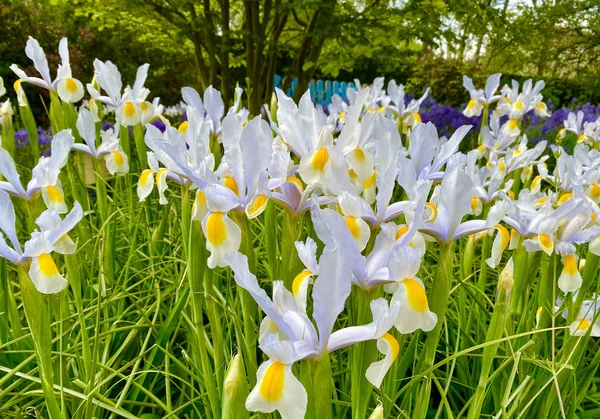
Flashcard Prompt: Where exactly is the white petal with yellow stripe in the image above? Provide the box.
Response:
[192,190,209,221]
[298,147,329,186]
[201,211,241,269]
[558,253,582,293]
[29,253,68,294]
[105,149,129,176]
[57,77,84,103]
[291,269,314,312]
[41,183,67,214]
[344,215,371,251]
[391,277,437,334]
[245,194,269,219]
[569,318,600,337]
[486,224,510,269]
[137,169,155,201]
[23,232,68,294]
[53,234,76,255]
[155,168,169,205]
[116,100,142,126]
[365,332,399,388]
[346,147,375,182]
[246,359,307,419]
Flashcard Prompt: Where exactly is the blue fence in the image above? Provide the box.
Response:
[274,75,357,106]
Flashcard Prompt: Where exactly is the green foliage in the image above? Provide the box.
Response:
[4,0,600,113]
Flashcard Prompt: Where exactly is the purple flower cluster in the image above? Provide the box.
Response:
[419,98,481,138]
[14,127,53,149]
[417,96,600,144]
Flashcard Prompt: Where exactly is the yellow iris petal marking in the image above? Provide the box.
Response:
[351,148,365,163]
[413,112,421,123]
[425,202,438,223]
[508,119,518,129]
[510,228,519,241]
[467,99,476,110]
[348,169,358,180]
[345,216,361,239]
[508,190,515,200]
[558,192,573,205]
[364,171,376,189]
[140,169,153,185]
[577,319,591,331]
[477,144,485,153]
[223,176,239,196]
[381,333,400,360]
[14,79,22,92]
[206,212,227,246]
[470,197,480,211]
[338,111,345,120]
[113,151,125,166]
[156,168,168,181]
[563,254,578,275]
[123,101,136,118]
[538,233,552,250]
[514,101,523,110]
[196,191,206,207]
[292,270,312,296]
[591,184,600,199]
[403,278,428,313]
[536,306,543,317]
[285,176,304,191]
[139,101,149,111]
[494,224,510,248]
[38,254,59,276]
[259,361,286,402]
[311,148,329,172]
[65,78,78,93]
[251,195,268,213]
[178,121,189,134]
[396,225,409,240]
[46,185,63,202]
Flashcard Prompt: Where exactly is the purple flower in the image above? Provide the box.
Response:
[38,131,52,147]
[151,118,167,133]
[102,122,114,131]
[15,129,29,148]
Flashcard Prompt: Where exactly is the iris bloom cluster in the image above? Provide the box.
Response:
[1,36,600,419]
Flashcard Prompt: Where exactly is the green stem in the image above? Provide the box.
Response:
[133,124,147,170]
[415,241,455,418]
[18,265,64,419]
[509,244,529,316]
[311,353,333,418]
[264,202,278,282]
[467,271,511,418]
[183,187,220,417]
[351,288,377,419]
[65,254,92,381]
[281,211,305,289]
[235,214,258,382]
